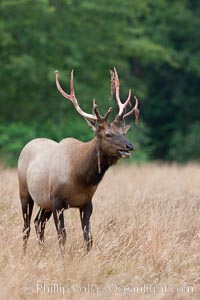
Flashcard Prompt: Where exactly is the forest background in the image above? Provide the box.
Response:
[0,0,199,166]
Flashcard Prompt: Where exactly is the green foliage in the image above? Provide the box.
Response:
[168,123,200,162]
[0,122,36,166]
[127,121,153,162]
[0,0,199,165]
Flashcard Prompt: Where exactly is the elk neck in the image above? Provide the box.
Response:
[77,136,118,186]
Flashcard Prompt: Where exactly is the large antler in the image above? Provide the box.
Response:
[55,70,96,122]
[110,67,139,125]
[55,70,112,123]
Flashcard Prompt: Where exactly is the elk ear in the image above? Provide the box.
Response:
[123,125,131,134]
[85,118,97,132]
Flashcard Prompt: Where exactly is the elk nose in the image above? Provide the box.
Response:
[126,142,134,151]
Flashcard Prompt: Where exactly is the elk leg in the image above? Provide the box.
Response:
[21,194,34,254]
[52,201,66,255]
[34,208,52,245]
[79,201,93,251]
[34,208,43,237]
[38,211,52,244]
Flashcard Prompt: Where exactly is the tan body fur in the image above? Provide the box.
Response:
[18,138,99,211]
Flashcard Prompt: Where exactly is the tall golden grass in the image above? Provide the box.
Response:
[0,164,199,300]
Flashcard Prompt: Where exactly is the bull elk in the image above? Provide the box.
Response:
[18,68,139,254]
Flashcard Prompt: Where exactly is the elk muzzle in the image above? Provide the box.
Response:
[118,140,134,158]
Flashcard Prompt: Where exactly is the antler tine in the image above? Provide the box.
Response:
[111,67,132,119]
[123,95,140,125]
[93,99,102,119]
[93,99,113,122]
[103,106,112,121]
[55,70,71,99]
[70,69,75,98]
[55,70,97,121]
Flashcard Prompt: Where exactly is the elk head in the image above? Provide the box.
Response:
[55,68,139,162]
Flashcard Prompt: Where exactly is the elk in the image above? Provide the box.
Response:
[18,68,139,254]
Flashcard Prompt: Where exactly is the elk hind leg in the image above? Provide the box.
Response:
[52,200,66,255]
[34,208,52,245]
[21,194,34,254]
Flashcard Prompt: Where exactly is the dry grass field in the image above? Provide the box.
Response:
[0,163,200,300]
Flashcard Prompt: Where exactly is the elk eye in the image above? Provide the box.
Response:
[106,132,112,138]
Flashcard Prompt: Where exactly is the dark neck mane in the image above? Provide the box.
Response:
[78,137,118,186]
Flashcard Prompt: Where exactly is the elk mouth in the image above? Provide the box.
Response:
[118,149,132,158]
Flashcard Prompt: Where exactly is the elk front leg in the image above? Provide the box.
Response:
[79,201,93,251]
[52,200,66,255]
